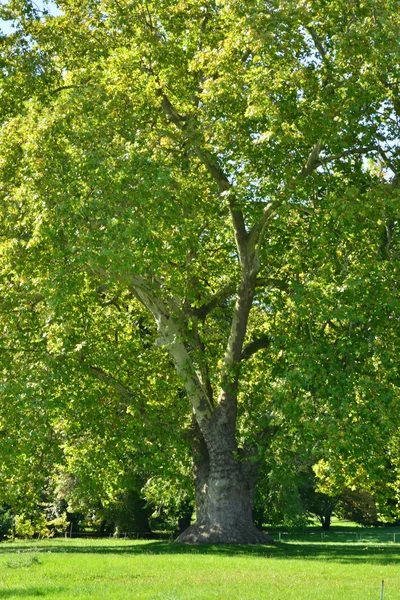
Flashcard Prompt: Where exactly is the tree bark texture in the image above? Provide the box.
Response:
[176,412,274,545]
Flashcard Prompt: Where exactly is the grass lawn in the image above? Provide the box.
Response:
[268,520,400,544]
[0,536,399,599]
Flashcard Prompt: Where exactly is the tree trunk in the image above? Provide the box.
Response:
[321,514,331,531]
[125,268,273,544]
[177,412,274,545]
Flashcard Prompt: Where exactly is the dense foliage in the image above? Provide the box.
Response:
[1,0,400,541]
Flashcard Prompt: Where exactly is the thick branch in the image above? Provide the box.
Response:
[307,26,328,61]
[89,266,214,424]
[159,92,249,266]
[255,277,290,293]
[298,140,323,177]
[241,336,271,360]
[219,270,257,398]
[377,146,397,174]
[191,276,288,319]
[85,364,135,401]
[317,145,379,167]
[191,282,237,319]
[247,201,277,267]
[50,85,83,96]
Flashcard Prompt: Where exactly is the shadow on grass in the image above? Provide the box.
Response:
[1,540,400,565]
[0,587,65,598]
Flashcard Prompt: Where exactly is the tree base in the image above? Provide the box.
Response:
[175,522,275,545]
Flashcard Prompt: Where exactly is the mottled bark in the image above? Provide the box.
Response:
[177,410,274,545]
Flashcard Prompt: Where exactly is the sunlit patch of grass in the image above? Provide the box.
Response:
[0,537,399,599]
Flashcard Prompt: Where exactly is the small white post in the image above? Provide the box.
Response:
[380,580,384,600]
[279,532,281,542]
[393,533,396,544]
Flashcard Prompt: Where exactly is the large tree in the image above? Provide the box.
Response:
[1,0,400,543]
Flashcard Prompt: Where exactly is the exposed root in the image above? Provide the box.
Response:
[176,522,275,545]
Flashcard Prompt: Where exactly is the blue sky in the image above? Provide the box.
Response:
[0,0,61,35]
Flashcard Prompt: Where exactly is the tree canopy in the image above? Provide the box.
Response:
[1,0,400,543]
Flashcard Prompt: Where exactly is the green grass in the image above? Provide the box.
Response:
[267,521,400,544]
[0,536,399,599]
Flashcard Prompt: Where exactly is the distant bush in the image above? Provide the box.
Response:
[0,506,13,540]
[337,489,380,526]
[10,512,70,540]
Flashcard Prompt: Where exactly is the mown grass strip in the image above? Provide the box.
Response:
[0,538,399,599]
